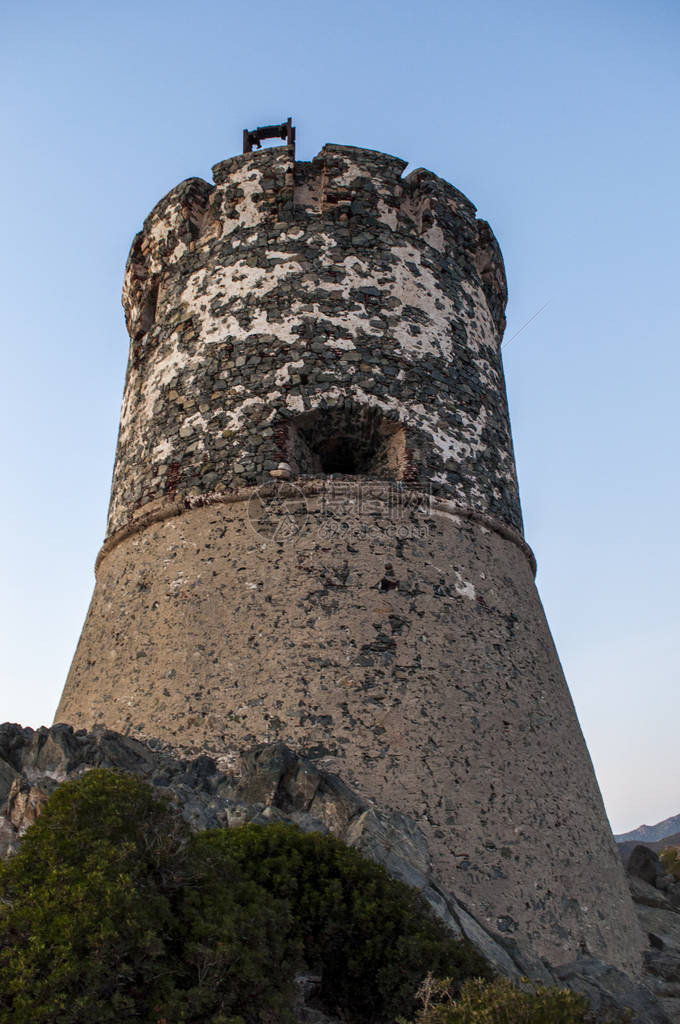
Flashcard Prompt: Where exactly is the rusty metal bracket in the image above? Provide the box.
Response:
[243,117,295,154]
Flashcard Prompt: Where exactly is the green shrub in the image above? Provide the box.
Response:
[198,824,491,1022]
[174,830,299,1024]
[401,975,630,1024]
[0,769,489,1024]
[0,769,183,1023]
[659,846,680,881]
[0,770,297,1024]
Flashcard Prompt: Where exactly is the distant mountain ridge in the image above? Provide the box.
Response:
[615,813,680,845]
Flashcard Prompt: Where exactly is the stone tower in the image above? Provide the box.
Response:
[57,125,643,973]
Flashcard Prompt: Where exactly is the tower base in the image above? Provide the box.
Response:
[57,480,643,973]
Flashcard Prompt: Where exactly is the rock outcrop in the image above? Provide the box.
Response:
[0,722,671,1023]
[624,843,680,1021]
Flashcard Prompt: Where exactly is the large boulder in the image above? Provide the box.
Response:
[628,843,666,886]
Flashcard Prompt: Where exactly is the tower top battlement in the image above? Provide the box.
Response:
[115,142,516,542]
[125,143,506,338]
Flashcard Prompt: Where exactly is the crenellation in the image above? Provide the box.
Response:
[112,142,517,541]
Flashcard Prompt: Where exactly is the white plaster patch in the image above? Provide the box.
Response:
[422,222,445,253]
[317,231,338,251]
[386,244,453,360]
[183,258,302,313]
[376,197,398,231]
[173,239,497,370]
[232,167,266,229]
[279,227,305,241]
[454,571,476,601]
[275,360,304,386]
[408,401,488,463]
[461,279,501,385]
[144,203,190,273]
[265,250,299,262]
[285,394,306,413]
[326,336,356,351]
[153,438,175,461]
[183,410,209,435]
[179,259,304,343]
[224,397,266,432]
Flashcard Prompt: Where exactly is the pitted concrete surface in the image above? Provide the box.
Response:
[59,490,643,972]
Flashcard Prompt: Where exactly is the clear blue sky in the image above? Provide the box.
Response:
[1,0,678,834]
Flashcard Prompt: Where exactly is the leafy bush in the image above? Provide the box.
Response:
[0,770,297,1024]
[659,846,680,881]
[199,823,491,1022]
[0,769,182,1023]
[0,770,489,1024]
[400,975,631,1024]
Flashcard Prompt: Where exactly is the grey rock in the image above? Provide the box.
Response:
[418,884,465,941]
[306,772,366,834]
[630,874,675,910]
[626,845,680,1021]
[0,723,32,773]
[7,778,52,833]
[249,804,289,826]
[644,950,680,984]
[294,974,342,1024]
[344,807,431,890]
[90,727,165,774]
[288,810,329,834]
[452,899,524,979]
[0,758,19,810]
[234,739,297,804]
[23,722,84,779]
[282,760,322,811]
[628,843,663,886]
[637,905,680,951]
[0,816,18,859]
[554,958,672,1024]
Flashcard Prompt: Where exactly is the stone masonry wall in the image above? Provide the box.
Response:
[110,143,519,538]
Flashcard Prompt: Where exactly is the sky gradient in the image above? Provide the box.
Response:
[1,0,678,834]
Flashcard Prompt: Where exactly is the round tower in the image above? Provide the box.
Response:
[57,132,643,972]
